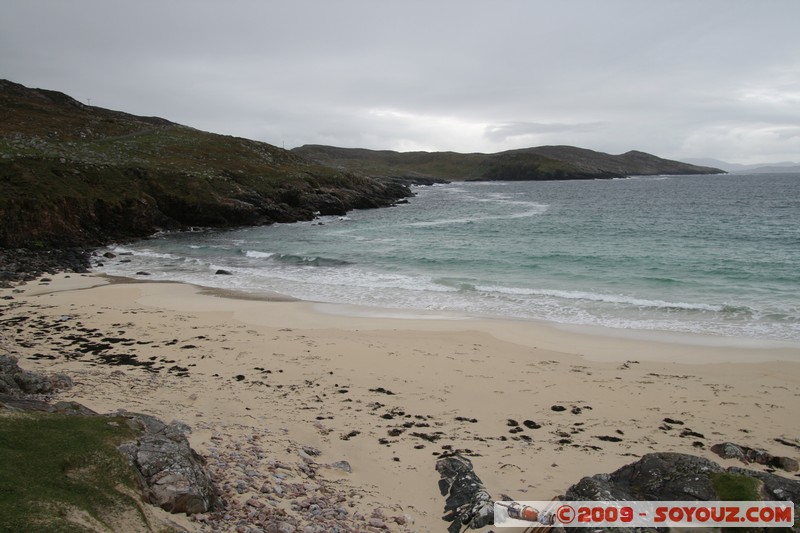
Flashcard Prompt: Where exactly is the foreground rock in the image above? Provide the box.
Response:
[0,356,219,517]
[565,453,724,501]
[559,452,800,533]
[0,353,73,395]
[118,413,222,515]
[565,452,800,504]
[436,455,495,533]
[437,452,800,532]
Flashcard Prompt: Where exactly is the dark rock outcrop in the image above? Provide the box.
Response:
[435,454,494,533]
[0,247,90,285]
[566,452,724,501]
[565,452,800,504]
[436,452,800,532]
[560,453,800,532]
[727,466,800,503]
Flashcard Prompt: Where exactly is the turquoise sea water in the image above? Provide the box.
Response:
[99,173,800,341]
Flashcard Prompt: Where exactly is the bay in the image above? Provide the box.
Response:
[99,173,800,341]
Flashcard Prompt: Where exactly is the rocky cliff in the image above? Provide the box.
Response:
[0,80,411,249]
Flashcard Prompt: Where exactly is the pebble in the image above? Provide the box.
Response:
[330,460,352,473]
[247,497,265,508]
[368,517,387,528]
[302,446,321,456]
[298,449,315,462]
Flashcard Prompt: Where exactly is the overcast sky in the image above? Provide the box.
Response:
[3,1,799,164]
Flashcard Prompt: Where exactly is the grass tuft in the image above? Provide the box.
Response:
[0,411,147,532]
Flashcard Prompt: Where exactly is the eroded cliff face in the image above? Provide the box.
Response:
[0,164,410,247]
[0,79,411,249]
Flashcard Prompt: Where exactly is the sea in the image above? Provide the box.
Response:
[98,173,800,342]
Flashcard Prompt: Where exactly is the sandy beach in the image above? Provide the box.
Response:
[2,273,799,532]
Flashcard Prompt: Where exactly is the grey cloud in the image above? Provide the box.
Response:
[2,0,800,163]
[485,122,606,143]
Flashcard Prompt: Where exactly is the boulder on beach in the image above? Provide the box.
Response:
[0,353,73,396]
[118,413,221,515]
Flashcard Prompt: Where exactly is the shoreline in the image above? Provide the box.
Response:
[99,269,800,363]
[3,273,799,531]
[94,239,800,351]
[308,299,800,364]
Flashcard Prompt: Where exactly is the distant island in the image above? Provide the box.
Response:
[292,144,724,182]
[685,157,800,174]
[0,79,722,253]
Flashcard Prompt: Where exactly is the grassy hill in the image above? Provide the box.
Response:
[292,144,724,181]
[0,409,155,532]
[0,80,410,248]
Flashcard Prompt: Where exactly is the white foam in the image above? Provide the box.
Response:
[403,203,548,227]
[475,285,723,312]
[244,250,274,259]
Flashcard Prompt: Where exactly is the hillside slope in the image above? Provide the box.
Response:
[0,80,410,248]
[521,145,724,176]
[292,144,723,181]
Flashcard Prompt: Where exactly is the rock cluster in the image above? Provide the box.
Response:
[0,353,73,395]
[0,247,90,286]
[193,429,415,532]
[711,442,800,472]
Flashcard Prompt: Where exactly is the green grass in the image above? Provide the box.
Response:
[709,473,790,533]
[711,472,762,501]
[0,411,147,533]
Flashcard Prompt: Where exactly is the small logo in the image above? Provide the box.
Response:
[495,501,794,528]
[557,504,576,524]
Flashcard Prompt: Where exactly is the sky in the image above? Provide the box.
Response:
[2,1,799,165]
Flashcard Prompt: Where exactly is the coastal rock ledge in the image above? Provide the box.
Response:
[559,452,800,533]
[564,452,800,502]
